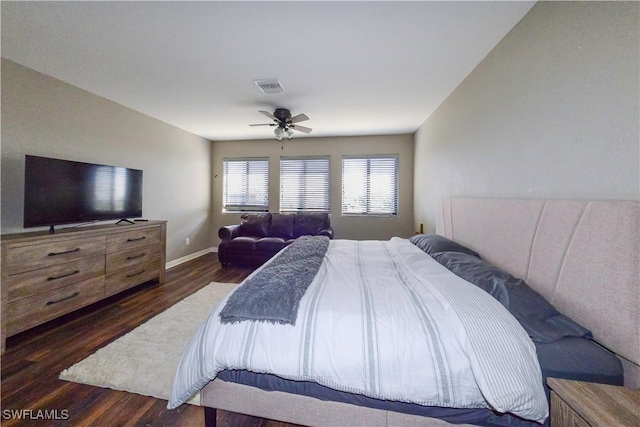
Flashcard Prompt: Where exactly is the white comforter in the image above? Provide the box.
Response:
[168,238,548,423]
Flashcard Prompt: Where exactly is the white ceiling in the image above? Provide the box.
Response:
[1,1,535,141]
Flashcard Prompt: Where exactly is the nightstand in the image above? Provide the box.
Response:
[547,378,640,426]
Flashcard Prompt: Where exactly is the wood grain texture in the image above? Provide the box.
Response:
[1,253,302,426]
[547,378,640,427]
[5,276,105,336]
[6,255,105,302]
[106,245,160,273]
[105,260,161,297]
[550,392,590,427]
[106,227,162,253]
[3,236,106,274]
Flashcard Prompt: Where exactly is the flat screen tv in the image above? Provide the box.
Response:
[24,155,143,232]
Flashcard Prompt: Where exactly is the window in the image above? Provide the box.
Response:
[342,155,398,216]
[280,157,330,212]
[222,158,269,212]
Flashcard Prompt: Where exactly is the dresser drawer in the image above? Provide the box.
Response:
[5,275,105,336]
[4,236,106,274]
[107,227,161,253]
[5,255,105,302]
[105,245,160,274]
[105,260,160,296]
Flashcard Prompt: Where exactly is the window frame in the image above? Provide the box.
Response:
[279,156,331,213]
[222,157,269,213]
[341,154,399,217]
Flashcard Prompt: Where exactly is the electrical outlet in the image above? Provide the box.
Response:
[185,237,190,246]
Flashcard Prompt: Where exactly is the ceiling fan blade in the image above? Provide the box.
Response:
[291,124,312,134]
[259,110,277,121]
[249,123,275,127]
[289,113,309,124]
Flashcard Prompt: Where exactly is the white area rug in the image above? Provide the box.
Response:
[59,281,238,405]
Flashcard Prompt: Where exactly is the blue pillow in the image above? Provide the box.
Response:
[432,251,510,306]
[409,234,480,258]
[535,337,623,386]
[434,251,592,343]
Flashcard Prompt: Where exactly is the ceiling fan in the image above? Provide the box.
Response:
[249,108,312,140]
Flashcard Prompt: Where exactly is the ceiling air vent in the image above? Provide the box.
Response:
[254,79,285,94]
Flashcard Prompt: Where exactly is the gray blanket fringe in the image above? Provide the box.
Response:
[219,235,330,325]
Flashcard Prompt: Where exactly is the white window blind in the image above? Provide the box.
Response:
[280,157,330,212]
[223,158,269,212]
[342,156,398,216]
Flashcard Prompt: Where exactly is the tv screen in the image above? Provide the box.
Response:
[24,155,143,229]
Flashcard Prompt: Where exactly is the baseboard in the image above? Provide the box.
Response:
[166,247,218,270]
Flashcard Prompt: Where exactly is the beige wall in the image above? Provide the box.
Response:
[1,59,212,263]
[211,135,414,243]
[414,1,640,232]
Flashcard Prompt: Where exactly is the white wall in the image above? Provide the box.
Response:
[414,1,640,232]
[211,134,414,243]
[1,59,212,263]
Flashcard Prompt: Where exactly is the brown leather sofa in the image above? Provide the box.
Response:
[218,212,333,267]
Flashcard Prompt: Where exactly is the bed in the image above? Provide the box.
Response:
[169,197,639,426]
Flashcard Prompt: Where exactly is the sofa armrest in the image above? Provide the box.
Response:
[317,227,334,239]
[219,224,242,241]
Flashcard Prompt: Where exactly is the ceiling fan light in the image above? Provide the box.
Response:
[274,127,284,140]
[286,128,294,139]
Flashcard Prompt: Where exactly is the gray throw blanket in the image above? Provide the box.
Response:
[219,235,330,325]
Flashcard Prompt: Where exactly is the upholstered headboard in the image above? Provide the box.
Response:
[436,197,640,388]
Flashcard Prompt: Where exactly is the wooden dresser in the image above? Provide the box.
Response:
[1,220,166,351]
[547,377,640,427]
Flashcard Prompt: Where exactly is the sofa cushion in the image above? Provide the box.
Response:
[227,236,257,251]
[270,213,296,239]
[255,237,287,252]
[294,213,329,238]
[240,213,271,237]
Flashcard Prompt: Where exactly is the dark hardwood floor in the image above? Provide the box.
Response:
[1,253,299,427]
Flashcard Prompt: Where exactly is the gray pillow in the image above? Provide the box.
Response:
[434,251,592,343]
[409,234,480,258]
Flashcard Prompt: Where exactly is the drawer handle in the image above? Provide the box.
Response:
[127,236,146,242]
[48,248,81,256]
[47,270,80,281]
[46,292,80,306]
[126,269,146,278]
[126,253,146,260]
